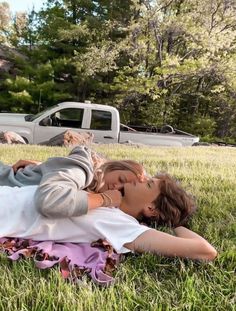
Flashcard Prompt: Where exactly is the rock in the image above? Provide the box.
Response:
[0,131,26,144]
[41,130,94,147]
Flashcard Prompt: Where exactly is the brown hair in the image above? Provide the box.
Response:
[145,173,197,228]
[87,160,146,192]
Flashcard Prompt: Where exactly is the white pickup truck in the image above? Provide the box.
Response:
[0,101,199,146]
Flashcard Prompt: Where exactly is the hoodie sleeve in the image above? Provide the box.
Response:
[35,146,94,218]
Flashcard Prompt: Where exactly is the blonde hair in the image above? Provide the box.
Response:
[87,160,145,192]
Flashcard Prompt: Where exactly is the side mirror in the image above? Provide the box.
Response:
[39,116,52,126]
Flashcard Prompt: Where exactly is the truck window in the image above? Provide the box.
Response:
[48,108,84,128]
[90,110,112,130]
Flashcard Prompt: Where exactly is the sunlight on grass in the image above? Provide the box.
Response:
[0,144,235,310]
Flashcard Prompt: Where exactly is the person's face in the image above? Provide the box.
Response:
[122,178,160,216]
[99,170,145,192]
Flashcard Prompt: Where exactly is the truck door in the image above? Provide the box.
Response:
[33,107,87,144]
[85,109,117,143]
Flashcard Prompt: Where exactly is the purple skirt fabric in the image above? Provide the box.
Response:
[0,237,121,286]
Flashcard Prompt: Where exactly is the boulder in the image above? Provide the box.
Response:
[41,130,94,147]
[0,131,26,144]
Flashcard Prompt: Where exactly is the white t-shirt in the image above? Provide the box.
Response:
[0,185,150,253]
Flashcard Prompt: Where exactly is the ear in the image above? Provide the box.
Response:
[143,203,158,218]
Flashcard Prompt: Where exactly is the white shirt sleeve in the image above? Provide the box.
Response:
[92,208,151,253]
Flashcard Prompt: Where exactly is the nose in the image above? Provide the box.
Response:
[141,175,148,182]
[136,178,146,185]
[137,174,148,183]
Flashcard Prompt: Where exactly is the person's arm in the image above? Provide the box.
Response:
[34,146,94,218]
[69,146,107,169]
[35,171,122,218]
[124,226,217,261]
[34,145,122,218]
[11,145,98,173]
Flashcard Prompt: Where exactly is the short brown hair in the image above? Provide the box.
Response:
[146,173,196,228]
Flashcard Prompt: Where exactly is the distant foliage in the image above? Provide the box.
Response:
[0,0,236,140]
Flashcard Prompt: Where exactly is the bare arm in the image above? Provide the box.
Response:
[124,226,217,261]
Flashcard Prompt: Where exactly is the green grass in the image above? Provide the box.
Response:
[0,144,235,311]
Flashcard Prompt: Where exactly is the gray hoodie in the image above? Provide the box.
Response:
[0,146,94,218]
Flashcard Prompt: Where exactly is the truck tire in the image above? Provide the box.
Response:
[160,125,174,134]
[22,137,29,144]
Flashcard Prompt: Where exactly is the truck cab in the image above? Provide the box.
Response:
[0,102,120,144]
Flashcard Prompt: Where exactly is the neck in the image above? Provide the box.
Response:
[119,201,142,219]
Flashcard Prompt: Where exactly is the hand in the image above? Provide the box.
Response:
[12,159,42,173]
[101,189,123,207]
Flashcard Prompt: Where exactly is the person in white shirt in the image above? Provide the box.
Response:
[0,172,217,261]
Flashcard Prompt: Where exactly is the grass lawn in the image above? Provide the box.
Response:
[0,144,235,311]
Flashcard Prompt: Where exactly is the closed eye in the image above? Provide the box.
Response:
[147,179,154,188]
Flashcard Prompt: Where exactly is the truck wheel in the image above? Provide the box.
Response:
[22,137,29,144]
[160,125,174,134]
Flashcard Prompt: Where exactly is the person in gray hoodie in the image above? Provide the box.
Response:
[0,146,146,219]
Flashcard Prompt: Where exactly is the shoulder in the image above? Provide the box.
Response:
[89,208,146,229]
[86,208,150,254]
[69,146,92,159]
